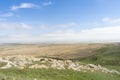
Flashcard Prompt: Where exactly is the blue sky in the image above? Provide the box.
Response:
[0,0,120,43]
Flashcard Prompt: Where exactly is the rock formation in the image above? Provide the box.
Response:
[0,55,119,74]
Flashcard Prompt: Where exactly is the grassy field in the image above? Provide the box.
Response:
[0,43,120,80]
[0,68,120,80]
[79,44,120,71]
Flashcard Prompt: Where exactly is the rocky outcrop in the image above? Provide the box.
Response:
[0,55,119,74]
[29,64,48,69]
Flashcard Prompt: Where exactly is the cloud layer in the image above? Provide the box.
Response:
[43,1,52,6]
[0,12,13,17]
[0,23,32,30]
[1,24,120,43]
[102,17,120,24]
[10,2,52,11]
[11,3,38,10]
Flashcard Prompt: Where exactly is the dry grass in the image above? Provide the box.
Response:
[0,44,104,59]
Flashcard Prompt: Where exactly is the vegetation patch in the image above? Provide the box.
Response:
[80,45,120,65]
[0,62,7,67]
[0,68,119,80]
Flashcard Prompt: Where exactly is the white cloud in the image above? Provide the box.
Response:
[102,17,120,24]
[0,34,31,43]
[1,26,120,43]
[39,24,49,29]
[11,3,39,10]
[56,22,79,28]
[20,23,32,29]
[39,22,79,30]
[0,23,32,30]
[0,12,13,17]
[43,1,52,6]
[10,2,53,11]
[8,34,30,39]
[102,17,110,22]
[39,26,120,42]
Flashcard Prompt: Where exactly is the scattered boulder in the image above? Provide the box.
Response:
[29,64,48,69]
[0,56,119,74]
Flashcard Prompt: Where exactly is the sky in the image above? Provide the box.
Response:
[0,0,120,43]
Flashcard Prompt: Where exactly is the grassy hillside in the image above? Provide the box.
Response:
[0,68,119,80]
[79,44,120,70]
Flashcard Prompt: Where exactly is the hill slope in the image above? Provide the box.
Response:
[80,44,120,70]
